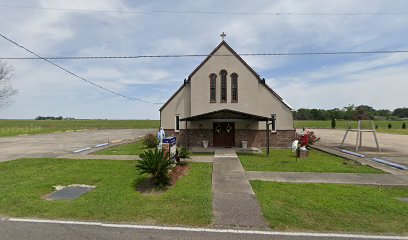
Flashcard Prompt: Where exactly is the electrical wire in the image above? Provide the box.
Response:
[0,4,407,16]
[2,50,408,60]
[0,33,163,104]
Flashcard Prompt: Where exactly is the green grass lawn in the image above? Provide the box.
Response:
[238,149,383,173]
[252,181,408,234]
[0,159,212,226]
[295,120,408,135]
[96,140,152,155]
[0,119,159,137]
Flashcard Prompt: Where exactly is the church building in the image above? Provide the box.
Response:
[159,39,295,148]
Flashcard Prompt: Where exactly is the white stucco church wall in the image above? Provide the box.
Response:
[160,40,295,148]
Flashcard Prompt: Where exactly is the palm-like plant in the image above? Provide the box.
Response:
[137,149,172,186]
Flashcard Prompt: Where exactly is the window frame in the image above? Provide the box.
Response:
[220,70,227,103]
[175,114,180,132]
[231,73,238,103]
[209,73,217,103]
[270,114,277,133]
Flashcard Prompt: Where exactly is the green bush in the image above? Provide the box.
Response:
[143,133,159,148]
[331,118,336,129]
[178,147,191,159]
[402,122,406,129]
[137,149,172,186]
[375,124,378,129]
[388,123,392,129]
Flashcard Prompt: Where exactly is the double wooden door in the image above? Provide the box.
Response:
[213,122,235,147]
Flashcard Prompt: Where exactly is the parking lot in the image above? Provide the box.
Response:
[0,129,153,162]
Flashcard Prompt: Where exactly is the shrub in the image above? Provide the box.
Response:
[137,149,172,186]
[143,133,158,148]
[331,118,336,129]
[388,123,392,129]
[177,147,191,159]
[375,124,378,129]
[402,122,406,129]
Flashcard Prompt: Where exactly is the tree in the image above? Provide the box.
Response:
[393,108,408,118]
[0,61,17,108]
[353,105,376,120]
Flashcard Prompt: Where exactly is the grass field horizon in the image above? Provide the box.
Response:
[0,119,406,137]
[0,119,160,137]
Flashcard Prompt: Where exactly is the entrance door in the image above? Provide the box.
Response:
[213,122,235,147]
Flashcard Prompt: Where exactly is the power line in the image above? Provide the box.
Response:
[0,4,407,16]
[0,33,163,105]
[2,50,408,60]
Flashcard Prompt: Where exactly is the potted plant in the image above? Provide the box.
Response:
[201,131,209,148]
[296,131,320,158]
[242,140,248,149]
[202,140,208,148]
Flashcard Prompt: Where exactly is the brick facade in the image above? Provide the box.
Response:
[165,129,295,148]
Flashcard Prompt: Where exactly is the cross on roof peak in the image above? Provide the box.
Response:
[220,32,226,41]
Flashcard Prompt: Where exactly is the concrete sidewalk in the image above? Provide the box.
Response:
[57,154,214,162]
[247,171,408,186]
[212,149,268,229]
[58,154,141,160]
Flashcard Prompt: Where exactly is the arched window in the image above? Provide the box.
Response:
[231,73,238,102]
[209,73,217,102]
[220,70,227,102]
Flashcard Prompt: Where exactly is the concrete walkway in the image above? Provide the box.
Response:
[212,149,268,229]
[247,171,408,186]
[58,154,141,160]
[57,154,213,162]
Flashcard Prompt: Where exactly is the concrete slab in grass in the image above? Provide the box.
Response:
[45,185,95,200]
[247,172,408,186]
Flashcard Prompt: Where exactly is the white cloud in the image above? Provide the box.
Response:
[1,0,408,119]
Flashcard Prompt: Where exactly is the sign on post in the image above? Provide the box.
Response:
[162,137,177,160]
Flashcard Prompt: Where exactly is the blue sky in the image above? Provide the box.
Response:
[1,0,408,119]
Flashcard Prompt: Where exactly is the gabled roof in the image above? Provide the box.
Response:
[159,79,188,111]
[188,40,261,80]
[180,109,272,121]
[159,40,293,112]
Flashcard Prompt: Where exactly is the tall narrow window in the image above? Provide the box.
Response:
[220,70,227,102]
[175,115,180,132]
[231,73,238,102]
[271,114,276,132]
[209,73,217,102]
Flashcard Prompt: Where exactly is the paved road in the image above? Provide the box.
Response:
[1,219,405,240]
[0,129,153,162]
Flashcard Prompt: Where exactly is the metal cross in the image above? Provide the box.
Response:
[220,32,226,40]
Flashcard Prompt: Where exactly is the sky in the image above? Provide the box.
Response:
[0,0,408,120]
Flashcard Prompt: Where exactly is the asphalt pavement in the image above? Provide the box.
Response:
[0,129,153,162]
[1,219,406,240]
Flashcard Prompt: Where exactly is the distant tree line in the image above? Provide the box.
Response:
[35,116,75,120]
[293,105,408,121]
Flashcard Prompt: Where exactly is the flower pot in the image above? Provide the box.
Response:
[296,148,309,158]
[242,141,248,149]
[202,140,208,148]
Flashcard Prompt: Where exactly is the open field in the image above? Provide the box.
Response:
[0,159,212,226]
[238,149,383,173]
[0,119,160,137]
[295,120,408,135]
[252,181,408,234]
